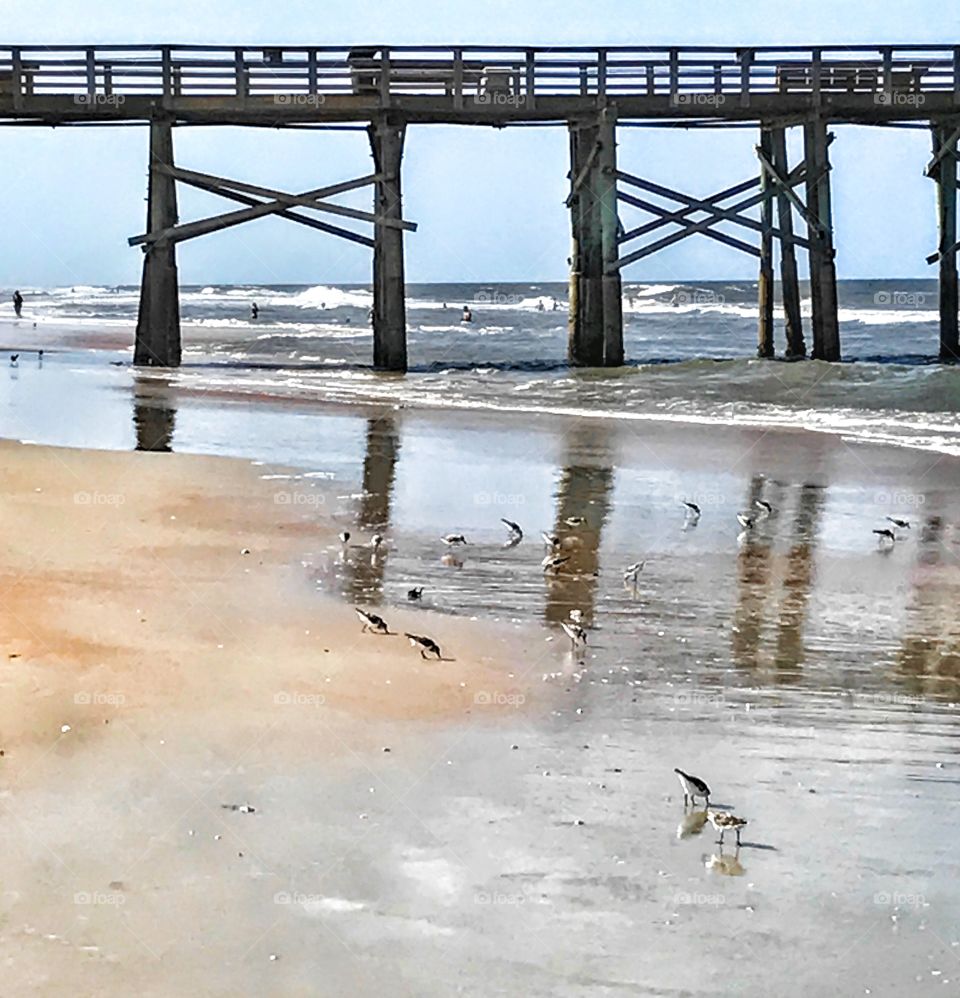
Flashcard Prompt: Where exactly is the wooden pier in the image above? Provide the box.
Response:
[2,43,960,369]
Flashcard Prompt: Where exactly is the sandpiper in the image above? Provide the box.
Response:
[674,768,711,807]
[501,518,523,541]
[560,620,587,651]
[707,809,748,846]
[407,586,424,601]
[338,530,351,545]
[886,516,910,530]
[355,607,389,634]
[441,533,468,546]
[682,501,701,522]
[754,499,774,516]
[9,353,18,366]
[873,527,897,545]
[542,555,570,574]
[736,512,757,530]
[541,531,561,550]
[623,561,644,586]
[370,533,384,551]
[405,632,442,659]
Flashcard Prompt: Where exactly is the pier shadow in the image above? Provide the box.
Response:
[731,475,775,672]
[544,423,615,628]
[894,510,960,697]
[132,375,177,452]
[338,413,401,605]
[773,484,825,675]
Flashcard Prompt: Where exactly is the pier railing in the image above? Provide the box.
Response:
[0,45,959,111]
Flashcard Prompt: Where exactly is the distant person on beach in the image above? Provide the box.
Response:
[461,305,473,323]
[13,290,23,318]
[552,297,559,311]
[537,299,545,312]
[250,302,259,320]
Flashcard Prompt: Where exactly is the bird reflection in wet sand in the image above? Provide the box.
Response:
[676,808,708,840]
[706,847,746,877]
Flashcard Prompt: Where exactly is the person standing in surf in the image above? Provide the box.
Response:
[13,290,23,318]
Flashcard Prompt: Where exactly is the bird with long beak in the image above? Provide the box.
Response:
[405,633,442,659]
[623,561,644,586]
[873,528,897,545]
[682,501,701,522]
[441,533,468,546]
[542,555,570,574]
[754,499,774,516]
[355,608,390,634]
[501,518,523,543]
[886,516,910,530]
[674,767,711,807]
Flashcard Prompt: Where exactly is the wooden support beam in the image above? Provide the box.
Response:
[368,116,408,372]
[804,117,840,361]
[194,182,375,248]
[598,106,623,366]
[567,121,604,366]
[770,126,806,358]
[933,122,959,360]
[130,168,410,247]
[134,116,181,368]
[757,127,775,358]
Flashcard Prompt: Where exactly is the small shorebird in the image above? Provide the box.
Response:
[674,768,711,807]
[9,353,18,366]
[736,512,757,530]
[886,516,910,530]
[623,561,644,586]
[541,531,561,550]
[355,607,389,634]
[441,533,468,546]
[682,501,701,522]
[873,528,897,545]
[407,586,424,602]
[338,530,351,544]
[707,809,748,846]
[754,499,774,516]
[370,533,384,551]
[564,516,587,527]
[542,555,570,574]
[561,620,587,652]
[405,632,442,659]
[501,518,523,541]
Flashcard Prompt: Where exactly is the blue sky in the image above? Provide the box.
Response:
[1,0,958,286]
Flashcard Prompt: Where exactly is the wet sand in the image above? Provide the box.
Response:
[1,357,960,995]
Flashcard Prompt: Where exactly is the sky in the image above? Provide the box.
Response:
[0,0,958,287]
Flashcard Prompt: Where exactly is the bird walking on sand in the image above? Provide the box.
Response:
[355,607,390,634]
[707,809,748,846]
[754,499,774,516]
[873,528,897,545]
[441,533,468,546]
[407,586,424,602]
[674,768,711,807]
[338,530,351,545]
[560,620,587,652]
[370,533,384,551]
[623,562,644,586]
[886,516,910,530]
[9,353,18,366]
[405,632,442,659]
[736,512,757,531]
[682,501,701,523]
[501,518,523,540]
[542,554,570,574]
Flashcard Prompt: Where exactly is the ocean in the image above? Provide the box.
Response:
[4,277,958,456]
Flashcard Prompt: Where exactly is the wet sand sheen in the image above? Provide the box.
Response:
[0,388,959,992]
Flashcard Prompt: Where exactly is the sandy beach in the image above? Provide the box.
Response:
[0,386,959,996]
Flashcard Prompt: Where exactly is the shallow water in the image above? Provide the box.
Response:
[2,315,960,993]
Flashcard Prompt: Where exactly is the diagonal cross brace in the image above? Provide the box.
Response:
[130,167,417,248]
[924,124,960,178]
[755,148,826,237]
[612,166,810,270]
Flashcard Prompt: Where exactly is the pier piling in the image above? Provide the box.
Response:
[803,118,840,361]
[757,127,775,358]
[932,123,959,361]
[568,120,604,366]
[770,126,806,358]
[134,116,181,367]
[368,116,408,372]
